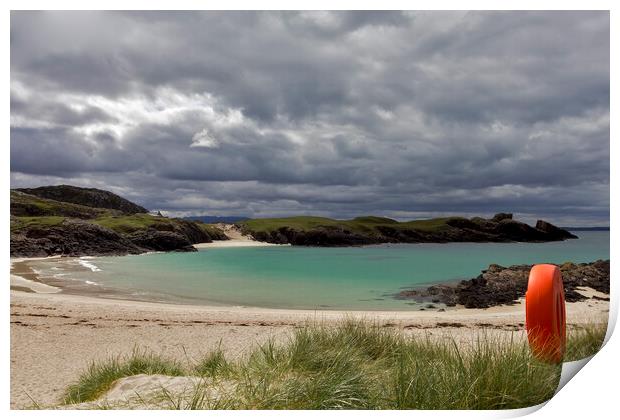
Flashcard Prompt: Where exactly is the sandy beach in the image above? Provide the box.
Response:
[9,250,610,409]
[194,240,289,248]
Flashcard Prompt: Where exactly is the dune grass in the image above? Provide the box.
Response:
[194,347,234,378]
[564,323,608,362]
[183,321,562,409]
[63,349,186,404]
[62,320,608,409]
[65,319,616,409]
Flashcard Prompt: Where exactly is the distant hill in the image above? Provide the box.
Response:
[183,216,250,224]
[562,227,610,231]
[239,213,578,246]
[16,185,148,214]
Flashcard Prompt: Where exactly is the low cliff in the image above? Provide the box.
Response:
[10,187,227,257]
[239,213,577,246]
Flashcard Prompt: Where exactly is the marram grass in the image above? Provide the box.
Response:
[63,320,607,409]
[63,348,185,404]
[564,322,608,362]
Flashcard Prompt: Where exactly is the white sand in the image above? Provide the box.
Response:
[196,224,289,248]
[10,274,60,293]
[195,240,289,248]
[10,287,609,409]
[10,256,62,293]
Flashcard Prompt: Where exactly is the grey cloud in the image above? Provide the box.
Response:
[10,11,610,225]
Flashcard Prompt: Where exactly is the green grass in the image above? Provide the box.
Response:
[194,347,233,378]
[240,215,460,235]
[206,321,562,410]
[62,320,611,409]
[63,349,186,404]
[10,191,112,219]
[92,214,170,234]
[11,216,66,232]
[565,323,608,362]
[92,214,226,239]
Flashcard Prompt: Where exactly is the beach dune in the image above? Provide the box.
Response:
[10,282,609,408]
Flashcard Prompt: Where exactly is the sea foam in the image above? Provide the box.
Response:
[78,258,101,272]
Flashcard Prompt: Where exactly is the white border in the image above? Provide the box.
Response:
[3,2,615,419]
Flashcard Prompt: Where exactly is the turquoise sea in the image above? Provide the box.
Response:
[29,231,609,310]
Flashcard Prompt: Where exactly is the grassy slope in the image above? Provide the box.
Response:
[92,215,227,239]
[10,191,112,219]
[241,216,460,235]
[11,191,226,240]
[10,216,66,233]
[61,321,607,409]
[93,214,181,234]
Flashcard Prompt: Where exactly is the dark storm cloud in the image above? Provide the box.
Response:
[10,11,610,225]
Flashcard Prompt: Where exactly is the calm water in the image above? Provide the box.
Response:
[30,232,609,310]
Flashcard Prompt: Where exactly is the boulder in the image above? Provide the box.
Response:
[397,260,610,308]
[126,229,196,252]
[491,213,513,222]
[536,220,578,240]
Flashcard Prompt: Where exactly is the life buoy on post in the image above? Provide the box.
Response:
[525,264,566,363]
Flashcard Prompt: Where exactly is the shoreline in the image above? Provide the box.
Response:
[10,254,611,313]
[10,256,63,294]
[194,239,290,248]
[10,253,610,409]
[6,256,508,314]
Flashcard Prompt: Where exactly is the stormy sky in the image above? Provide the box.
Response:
[10,11,609,225]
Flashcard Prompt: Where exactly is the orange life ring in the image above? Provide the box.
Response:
[525,264,566,363]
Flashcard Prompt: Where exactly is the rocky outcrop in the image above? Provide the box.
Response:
[9,218,211,257]
[173,219,228,242]
[10,219,144,257]
[491,213,513,222]
[397,260,610,308]
[126,230,196,253]
[243,213,578,247]
[251,226,374,246]
[16,185,148,214]
[10,186,229,257]
[535,220,578,241]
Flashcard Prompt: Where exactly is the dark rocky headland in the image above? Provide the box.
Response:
[10,186,227,257]
[397,260,610,309]
[11,185,579,259]
[239,213,577,246]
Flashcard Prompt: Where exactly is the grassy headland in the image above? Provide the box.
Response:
[242,215,451,234]
[11,185,577,253]
[239,214,577,246]
[10,187,226,257]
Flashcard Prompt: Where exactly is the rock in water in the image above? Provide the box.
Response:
[536,220,578,240]
[397,260,610,308]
